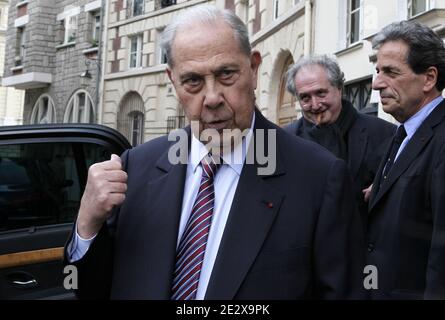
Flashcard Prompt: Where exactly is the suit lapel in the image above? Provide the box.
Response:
[205,110,285,299]
[204,165,284,299]
[369,126,433,211]
[369,101,445,212]
[138,133,188,298]
[368,141,389,208]
[347,122,368,179]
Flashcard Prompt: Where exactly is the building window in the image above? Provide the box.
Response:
[157,28,167,64]
[347,0,361,45]
[239,0,249,24]
[64,90,95,123]
[92,11,101,45]
[16,27,26,64]
[155,0,177,10]
[129,34,143,69]
[19,29,25,58]
[129,111,144,146]
[408,0,431,17]
[294,0,302,5]
[274,0,279,20]
[344,78,377,115]
[159,47,168,64]
[30,95,57,124]
[132,0,144,16]
[61,15,77,44]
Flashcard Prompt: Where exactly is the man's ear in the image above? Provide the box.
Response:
[167,68,174,84]
[423,66,438,93]
[250,50,262,89]
[251,50,262,71]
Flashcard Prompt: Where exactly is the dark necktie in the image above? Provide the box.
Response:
[171,154,221,300]
[381,125,407,182]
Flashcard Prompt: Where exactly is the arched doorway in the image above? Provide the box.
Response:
[118,92,145,146]
[277,55,298,126]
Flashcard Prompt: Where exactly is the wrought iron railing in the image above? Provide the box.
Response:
[166,115,185,133]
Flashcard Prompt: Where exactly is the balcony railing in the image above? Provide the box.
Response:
[166,115,185,133]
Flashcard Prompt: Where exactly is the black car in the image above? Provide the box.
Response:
[0,124,131,299]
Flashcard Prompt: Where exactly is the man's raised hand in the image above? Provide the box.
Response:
[77,154,128,238]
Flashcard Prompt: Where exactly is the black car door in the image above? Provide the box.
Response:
[0,124,131,299]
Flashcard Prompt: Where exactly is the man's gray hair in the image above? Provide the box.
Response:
[372,20,445,91]
[160,5,251,68]
[286,55,345,96]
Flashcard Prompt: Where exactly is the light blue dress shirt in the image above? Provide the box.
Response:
[394,95,443,162]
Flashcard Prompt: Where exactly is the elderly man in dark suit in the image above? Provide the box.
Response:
[367,21,445,299]
[284,55,395,230]
[64,5,365,299]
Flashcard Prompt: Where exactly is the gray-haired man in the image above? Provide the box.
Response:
[285,55,395,230]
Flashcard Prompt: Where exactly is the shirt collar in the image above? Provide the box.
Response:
[402,95,443,139]
[190,112,255,176]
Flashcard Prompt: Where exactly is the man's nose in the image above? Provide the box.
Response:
[372,73,385,91]
[203,79,223,109]
[311,96,322,110]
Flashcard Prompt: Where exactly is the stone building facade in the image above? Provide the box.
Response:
[0,0,25,126]
[2,0,105,125]
[102,0,445,145]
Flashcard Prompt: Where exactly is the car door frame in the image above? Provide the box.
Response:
[0,124,131,300]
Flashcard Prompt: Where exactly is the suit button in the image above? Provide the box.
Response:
[367,243,375,252]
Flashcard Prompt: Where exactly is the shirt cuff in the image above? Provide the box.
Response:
[68,223,97,262]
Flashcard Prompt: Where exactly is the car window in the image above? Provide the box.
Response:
[0,142,111,232]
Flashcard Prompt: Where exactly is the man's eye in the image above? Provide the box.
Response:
[181,77,203,93]
[219,70,235,79]
[218,69,239,84]
[183,77,201,86]
[300,96,310,103]
[388,70,399,77]
[381,68,399,77]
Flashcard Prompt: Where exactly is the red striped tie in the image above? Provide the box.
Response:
[171,154,220,300]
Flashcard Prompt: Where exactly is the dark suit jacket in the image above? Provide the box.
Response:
[66,110,365,299]
[367,100,445,299]
[285,112,395,230]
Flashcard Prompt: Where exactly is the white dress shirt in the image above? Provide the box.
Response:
[395,95,443,161]
[69,112,255,299]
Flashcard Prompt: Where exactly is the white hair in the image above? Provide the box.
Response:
[160,5,251,67]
